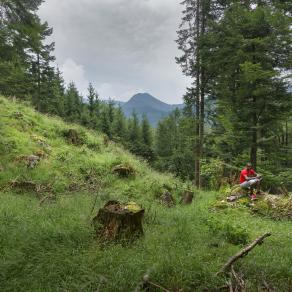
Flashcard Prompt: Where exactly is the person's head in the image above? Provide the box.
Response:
[246,163,252,170]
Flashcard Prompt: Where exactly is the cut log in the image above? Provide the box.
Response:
[218,232,272,274]
[180,190,194,205]
[92,200,144,242]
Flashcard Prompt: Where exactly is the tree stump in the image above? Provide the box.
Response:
[112,164,135,178]
[63,129,84,145]
[92,200,144,242]
[180,190,194,205]
[160,191,175,207]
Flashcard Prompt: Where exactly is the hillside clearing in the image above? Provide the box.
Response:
[1,96,292,291]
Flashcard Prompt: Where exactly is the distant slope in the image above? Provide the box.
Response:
[121,93,183,126]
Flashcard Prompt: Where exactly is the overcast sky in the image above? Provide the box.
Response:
[38,0,190,103]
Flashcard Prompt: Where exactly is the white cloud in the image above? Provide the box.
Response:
[60,58,89,96]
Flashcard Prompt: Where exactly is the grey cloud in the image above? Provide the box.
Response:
[39,0,190,103]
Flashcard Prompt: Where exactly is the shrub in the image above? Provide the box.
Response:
[206,216,249,245]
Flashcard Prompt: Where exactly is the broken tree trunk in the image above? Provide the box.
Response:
[180,190,194,205]
[92,200,144,242]
[218,232,272,274]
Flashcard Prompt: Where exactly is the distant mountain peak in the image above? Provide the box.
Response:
[121,92,184,126]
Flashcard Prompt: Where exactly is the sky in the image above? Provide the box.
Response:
[38,0,191,104]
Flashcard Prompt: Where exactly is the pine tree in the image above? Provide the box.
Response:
[100,107,112,138]
[112,105,127,143]
[87,83,100,128]
[176,0,218,187]
[208,1,292,169]
[127,112,142,155]
[87,83,95,118]
[141,114,152,147]
[64,82,83,122]
[141,114,154,160]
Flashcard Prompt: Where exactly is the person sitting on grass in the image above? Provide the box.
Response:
[240,163,262,200]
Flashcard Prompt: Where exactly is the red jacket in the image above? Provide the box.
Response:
[240,168,256,183]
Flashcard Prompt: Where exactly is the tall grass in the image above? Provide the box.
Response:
[1,96,292,291]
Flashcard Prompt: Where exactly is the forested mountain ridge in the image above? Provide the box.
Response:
[120,93,183,126]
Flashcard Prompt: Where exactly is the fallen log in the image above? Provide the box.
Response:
[218,232,272,274]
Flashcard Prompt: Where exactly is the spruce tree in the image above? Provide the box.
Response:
[112,105,127,143]
[141,114,154,160]
[127,112,142,155]
[208,1,292,169]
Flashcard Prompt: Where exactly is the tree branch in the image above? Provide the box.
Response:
[217,233,272,274]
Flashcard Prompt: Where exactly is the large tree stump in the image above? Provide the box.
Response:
[92,200,144,242]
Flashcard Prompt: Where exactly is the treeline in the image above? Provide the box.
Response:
[0,0,155,159]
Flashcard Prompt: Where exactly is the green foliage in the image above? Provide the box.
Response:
[206,216,250,245]
[201,159,225,190]
[2,96,292,290]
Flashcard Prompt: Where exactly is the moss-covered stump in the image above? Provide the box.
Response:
[112,164,135,178]
[63,129,84,145]
[92,200,144,242]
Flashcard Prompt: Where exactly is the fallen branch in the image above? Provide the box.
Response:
[263,280,274,292]
[218,232,272,274]
[136,274,171,292]
[231,265,246,292]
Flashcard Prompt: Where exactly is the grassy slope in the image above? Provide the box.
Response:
[0,96,292,291]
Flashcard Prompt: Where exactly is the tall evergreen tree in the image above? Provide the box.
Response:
[127,112,142,155]
[112,105,127,142]
[176,0,218,187]
[64,82,83,122]
[87,83,100,128]
[208,1,292,169]
[140,114,154,160]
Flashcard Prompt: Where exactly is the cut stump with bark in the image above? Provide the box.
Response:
[180,190,194,205]
[92,200,144,242]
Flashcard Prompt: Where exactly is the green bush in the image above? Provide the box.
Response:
[206,216,249,245]
[201,158,225,190]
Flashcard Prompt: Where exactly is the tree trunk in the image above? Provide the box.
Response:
[37,53,41,111]
[285,120,288,166]
[92,200,144,242]
[199,0,206,188]
[194,0,201,188]
[250,98,257,170]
